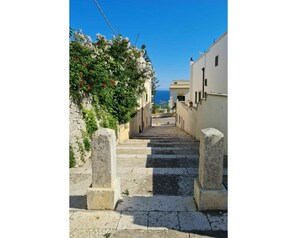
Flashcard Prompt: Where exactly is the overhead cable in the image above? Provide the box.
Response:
[93,0,117,36]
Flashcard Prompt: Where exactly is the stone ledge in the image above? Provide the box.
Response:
[193,178,227,211]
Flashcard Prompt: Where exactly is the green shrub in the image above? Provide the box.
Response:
[83,137,91,152]
[69,145,75,168]
[82,107,98,136]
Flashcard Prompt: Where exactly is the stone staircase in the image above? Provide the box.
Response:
[70,125,227,238]
[114,126,227,237]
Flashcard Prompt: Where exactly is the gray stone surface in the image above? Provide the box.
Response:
[92,129,116,188]
[118,212,148,230]
[148,212,179,230]
[116,196,197,212]
[178,212,211,231]
[207,212,227,231]
[70,211,120,230]
[199,128,224,189]
[110,230,189,238]
[70,228,116,238]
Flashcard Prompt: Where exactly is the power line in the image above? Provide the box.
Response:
[134,33,140,47]
[93,0,117,36]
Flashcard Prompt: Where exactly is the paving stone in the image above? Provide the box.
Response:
[189,233,215,238]
[117,158,147,168]
[132,168,149,175]
[117,211,148,230]
[116,196,152,211]
[187,168,198,175]
[117,167,133,175]
[151,168,188,175]
[149,196,197,212]
[116,196,197,212]
[70,228,116,238]
[110,229,189,238]
[148,212,179,230]
[179,212,211,231]
[120,175,153,196]
[70,211,120,230]
[207,212,227,231]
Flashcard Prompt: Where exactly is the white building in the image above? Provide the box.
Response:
[190,32,227,105]
[168,80,190,110]
[176,32,228,154]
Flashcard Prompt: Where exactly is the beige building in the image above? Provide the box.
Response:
[168,80,190,111]
[118,57,152,142]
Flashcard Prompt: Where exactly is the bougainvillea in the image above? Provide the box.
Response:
[70,30,156,124]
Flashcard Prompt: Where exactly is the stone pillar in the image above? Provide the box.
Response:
[87,128,121,210]
[194,128,227,211]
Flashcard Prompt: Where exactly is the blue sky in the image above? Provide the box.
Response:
[70,0,227,90]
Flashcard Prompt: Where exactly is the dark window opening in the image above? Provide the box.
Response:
[146,94,148,102]
[205,78,207,86]
[177,95,185,101]
[215,55,219,66]
[195,91,198,103]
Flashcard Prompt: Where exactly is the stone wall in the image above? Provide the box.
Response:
[69,100,93,167]
[70,99,151,166]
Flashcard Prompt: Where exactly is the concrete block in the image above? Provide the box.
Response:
[193,178,227,211]
[87,177,121,210]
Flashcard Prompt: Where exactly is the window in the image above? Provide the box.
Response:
[195,91,198,103]
[215,55,219,66]
[177,95,185,101]
[205,78,207,86]
[145,93,148,102]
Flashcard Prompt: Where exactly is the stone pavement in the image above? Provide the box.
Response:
[70,122,228,238]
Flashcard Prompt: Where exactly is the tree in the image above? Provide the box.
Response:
[141,44,159,102]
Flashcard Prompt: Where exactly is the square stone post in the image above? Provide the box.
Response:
[87,128,121,210]
[194,128,227,211]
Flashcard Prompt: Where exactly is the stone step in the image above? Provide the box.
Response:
[118,139,199,147]
[117,167,228,176]
[117,154,198,159]
[131,136,196,141]
[116,146,199,155]
[119,173,197,196]
[117,156,198,168]
[118,172,227,197]
[116,195,197,212]
[110,230,219,238]
[125,138,198,143]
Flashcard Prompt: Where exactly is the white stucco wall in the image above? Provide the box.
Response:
[190,32,227,104]
[169,88,190,108]
[176,93,228,154]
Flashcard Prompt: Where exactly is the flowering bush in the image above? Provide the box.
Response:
[70,30,156,124]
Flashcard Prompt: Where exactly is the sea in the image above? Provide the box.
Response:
[154,90,170,106]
